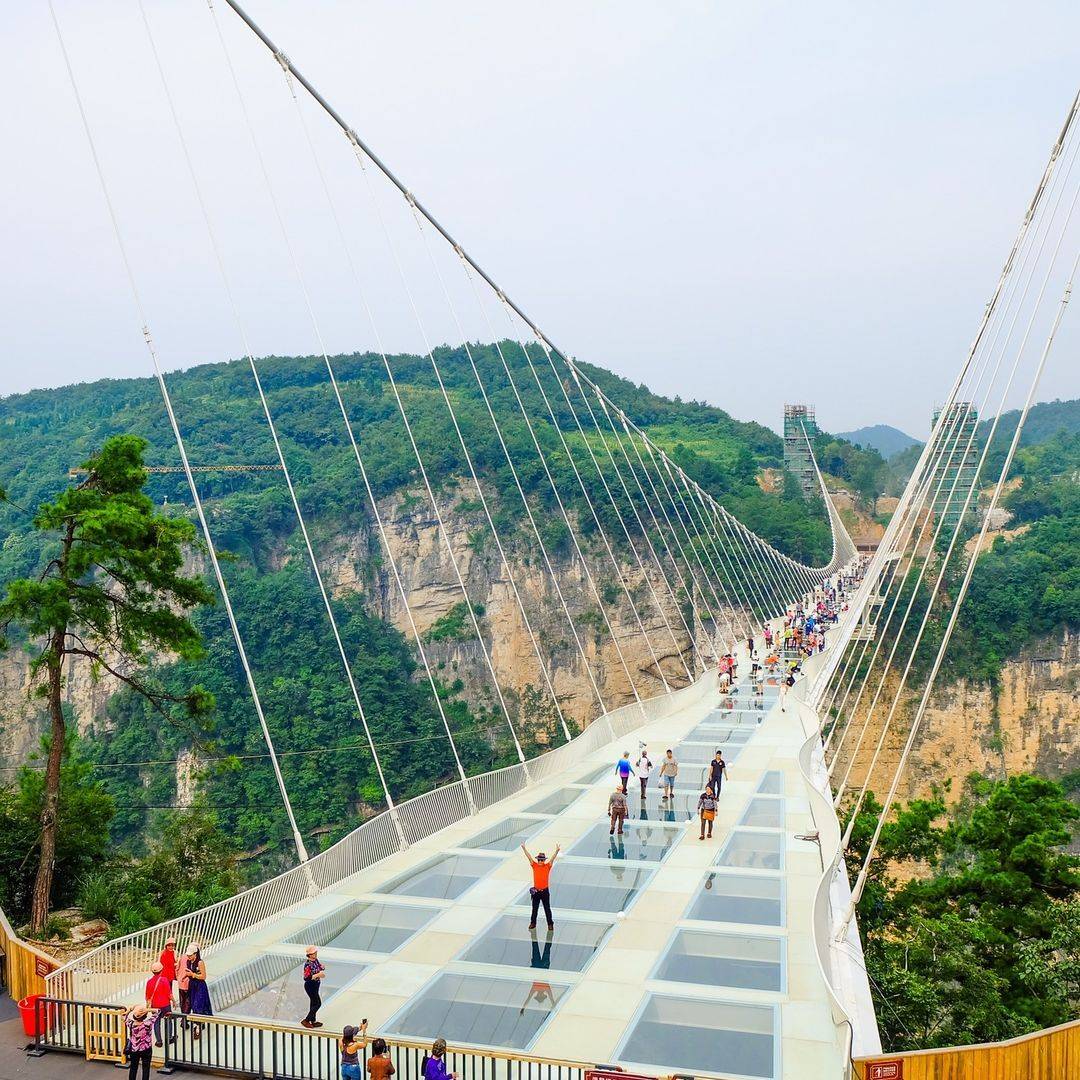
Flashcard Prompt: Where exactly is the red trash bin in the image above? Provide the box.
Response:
[18,995,54,1038]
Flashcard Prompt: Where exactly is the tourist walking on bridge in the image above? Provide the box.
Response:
[659,750,678,800]
[608,784,628,835]
[615,751,635,793]
[301,945,326,1028]
[708,751,728,799]
[697,788,717,840]
[521,842,561,930]
[635,746,652,798]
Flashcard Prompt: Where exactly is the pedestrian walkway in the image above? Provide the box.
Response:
[72,660,854,1080]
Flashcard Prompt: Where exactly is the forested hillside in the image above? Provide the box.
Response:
[0,344,882,892]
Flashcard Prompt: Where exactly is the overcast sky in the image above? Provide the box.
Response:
[3,1,1078,436]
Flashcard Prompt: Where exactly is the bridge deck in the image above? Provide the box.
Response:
[167,669,846,1080]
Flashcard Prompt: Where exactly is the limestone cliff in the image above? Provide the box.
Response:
[833,629,1079,804]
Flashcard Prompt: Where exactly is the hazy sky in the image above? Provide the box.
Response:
[3,1,1078,436]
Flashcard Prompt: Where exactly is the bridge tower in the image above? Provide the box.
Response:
[930,402,980,528]
[783,403,819,498]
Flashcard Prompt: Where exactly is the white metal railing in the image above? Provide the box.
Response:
[792,644,879,1071]
[46,670,715,1003]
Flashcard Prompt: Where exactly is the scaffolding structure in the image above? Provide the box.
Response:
[929,402,980,529]
[783,403,819,498]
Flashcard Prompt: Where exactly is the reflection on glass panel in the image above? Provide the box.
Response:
[676,743,742,766]
[626,788,696,822]
[654,929,783,992]
[685,873,784,927]
[701,711,762,727]
[516,861,653,914]
[376,853,497,900]
[716,831,784,871]
[738,798,785,829]
[459,914,613,973]
[386,972,566,1050]
[525,787,588,815]
[757,771,784,795]
[570,821,682,863]
[216,953,366,1021]
[462,817,546,851]
[688,725,757,743]
[618,993,777,1079]
[282,901,438,954]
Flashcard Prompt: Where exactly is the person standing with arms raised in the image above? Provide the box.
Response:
[521,842,561,931]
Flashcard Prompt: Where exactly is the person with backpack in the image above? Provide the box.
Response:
[124,1004,155,1080]
[615,751,635,794]
[697,788,718,840]
[339,1021,368,1080]
[300,946,326,1028]
[608,784,628,835]
[423,1038,457,1080]
[634,746,652,798]
[521,842,561,930]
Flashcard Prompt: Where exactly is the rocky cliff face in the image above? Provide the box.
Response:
[833,629,1079,803]
[0,486,714,772]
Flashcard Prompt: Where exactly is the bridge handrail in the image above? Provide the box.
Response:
[46,670,716,1002]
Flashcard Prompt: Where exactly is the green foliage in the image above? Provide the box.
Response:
[76,806,242,937]
[0,735,114,925]
[847,774,1080,1051]
[424,602,484,643]
[942,430,1080,683]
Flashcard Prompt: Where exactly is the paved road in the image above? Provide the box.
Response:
[0,998,116,1080]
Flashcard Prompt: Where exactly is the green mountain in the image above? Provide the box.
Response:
[0,344,884,870]
[836,424,920,460]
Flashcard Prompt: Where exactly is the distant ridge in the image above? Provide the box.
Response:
[836,424,919,460]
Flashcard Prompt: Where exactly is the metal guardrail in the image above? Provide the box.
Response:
[31,997,595,1080]
[47,672,716,1003]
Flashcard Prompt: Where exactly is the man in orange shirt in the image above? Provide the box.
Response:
[521,842,561,931]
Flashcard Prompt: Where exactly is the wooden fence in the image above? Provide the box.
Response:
[853,1019,1079,1080]
[0,907,59,1002]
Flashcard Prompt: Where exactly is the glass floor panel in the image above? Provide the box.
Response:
[702,711,764,726]
[575,764,616,784]
[515,861,654,914]
[626,788,697,822]
[686,872,784,927]
[386,972,566,1051]
[459,914,613,973]
[461,816,547,851]
[757,771,784,795]
[617,993,778,1079]
[216,953,367,1022]
[281,900,439,954]
[739,798,785,829]
[376,853,499,900]
[525,787,588,815]
[687,725,757,743]
[716,831,784,871]
[654,929,784,992]
[675,744,743,766]
[570,820,682,863]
